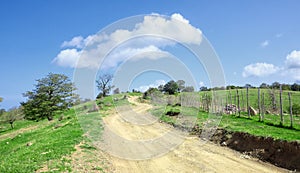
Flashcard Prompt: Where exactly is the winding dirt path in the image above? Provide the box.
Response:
[97,96,287,173]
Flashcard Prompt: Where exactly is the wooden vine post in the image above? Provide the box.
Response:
[237,89,240,117]
[229,89,232,106]
[261,92,265,122]
[279,85,283,126]
[288,92,293,128]
[258,88,262,121]
[247,87,250,118]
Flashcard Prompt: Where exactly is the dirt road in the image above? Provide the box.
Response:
[95,96,287,173]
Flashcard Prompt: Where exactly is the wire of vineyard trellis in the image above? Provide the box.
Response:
[199,87,300,130]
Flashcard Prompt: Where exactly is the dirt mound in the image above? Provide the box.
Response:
[203,128,300,171]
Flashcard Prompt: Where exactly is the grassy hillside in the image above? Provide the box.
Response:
[0,109,83,172]
[0,91,298,172]
[0,93,136,172]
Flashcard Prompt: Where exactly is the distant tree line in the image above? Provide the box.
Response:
[142,80,195,98]
[200,82,300,91]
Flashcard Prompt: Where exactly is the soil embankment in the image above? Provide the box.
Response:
[191,127,300,171]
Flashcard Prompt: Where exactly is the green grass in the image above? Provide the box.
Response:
[0,94,117,173]
[0,119,38,135]
[151,103,300,142]
[0,109,83,172]
[0,94,135,172]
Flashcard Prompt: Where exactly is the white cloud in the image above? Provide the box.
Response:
[283,50,300,80]
[285,50,300,69]
[260,40,269,47]
[242,50,300,81]
[199,81,204,87]
[53,13,202,69]
[101,45,172,69]
[61,36,84,48]
[136,79,166,92]
[52,49,81,68]
[242,62,280,77]
[284,68,300,80]
[171,13,189,24]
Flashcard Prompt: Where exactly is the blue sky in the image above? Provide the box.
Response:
[1,0,300,109]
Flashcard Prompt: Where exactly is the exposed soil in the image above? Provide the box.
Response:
[199,128,300,171]
[69,142,114,173]
[93,96,288,173]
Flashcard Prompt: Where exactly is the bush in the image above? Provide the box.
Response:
[292,104,300,116]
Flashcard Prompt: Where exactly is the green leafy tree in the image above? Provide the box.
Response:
[281,84,291,90]
[226,85,236,90]
[1,107,23,129]
[21,73,76,121]
[96,73,114,98]
[271,82,281,89]
[291,83,300,91]
[244,84,253,88]
[158,85,164,92]
[176,80,185,92]
[199,86,209,91]
[259,83,269,89]
[163,80,178,95]
[182,86,194,92]
[143,87,159,99]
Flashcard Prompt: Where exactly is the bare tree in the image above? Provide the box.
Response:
[96,73,114,98]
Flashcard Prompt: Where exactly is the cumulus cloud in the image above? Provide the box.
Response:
[242,63,280,77]
[53,13,202,69]
[101,45,172,69]
[61,36,84,48]
[52,49,81,68]
[243,50,300,81]
[285,69,300,80]
[283,50,300,80]
[199,81,204,87]
[285,50,300,69]
[260,40,269,47]
[136,79,166,92]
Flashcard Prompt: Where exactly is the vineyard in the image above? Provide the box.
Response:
[151,88,300,141]
[196,88,300,129]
